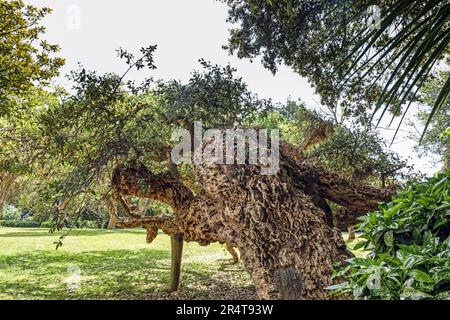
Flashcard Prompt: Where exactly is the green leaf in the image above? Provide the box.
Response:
[384,230,395,247]
[353,240,369,251]
[409,269,434,283]
[400,287,434,300]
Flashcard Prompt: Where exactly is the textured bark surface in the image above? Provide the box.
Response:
[109,142,392,299]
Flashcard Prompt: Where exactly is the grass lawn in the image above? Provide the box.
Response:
[0,227,365,300]
[0,227,255,300]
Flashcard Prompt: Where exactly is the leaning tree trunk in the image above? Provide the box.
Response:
[109,142,392,299]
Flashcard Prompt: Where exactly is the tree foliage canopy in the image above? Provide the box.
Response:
[0,0,64,116]
[222,0,450,136]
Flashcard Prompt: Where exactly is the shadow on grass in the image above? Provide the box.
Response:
[0,247,254,300]
[0,248,171,299]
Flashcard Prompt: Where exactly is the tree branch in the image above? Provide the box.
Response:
[111,162,193,210]
[104,196,179,241]
[313,165,394,213]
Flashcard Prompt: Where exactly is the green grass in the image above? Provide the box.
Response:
[0,227,254,300]
[343,233,368,258]
[0,227,366,300]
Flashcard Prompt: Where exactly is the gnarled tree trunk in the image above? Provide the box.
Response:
[109,142,392,299]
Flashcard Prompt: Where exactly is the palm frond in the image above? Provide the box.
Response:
[341,0,450,141]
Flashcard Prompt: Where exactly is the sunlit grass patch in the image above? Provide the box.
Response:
[0,227,254,300]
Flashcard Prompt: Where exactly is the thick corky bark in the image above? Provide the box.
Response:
[314,168,391,213]
[193,159,351,299]
[110,142,392,299]
[111,162,193,209]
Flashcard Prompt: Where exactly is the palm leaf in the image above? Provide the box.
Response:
[340,0,450,140]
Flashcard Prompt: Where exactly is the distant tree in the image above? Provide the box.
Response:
[415,70,450,171]
[0,89,62,219]
[0,0,63,218]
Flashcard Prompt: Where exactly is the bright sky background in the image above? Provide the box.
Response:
[27,0,440,176]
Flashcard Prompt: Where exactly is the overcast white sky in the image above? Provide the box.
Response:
[27,0,439,175]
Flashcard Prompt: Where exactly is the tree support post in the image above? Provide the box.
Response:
[348,226,356,240]
[169,234,184,292]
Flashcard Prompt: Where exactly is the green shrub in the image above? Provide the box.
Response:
[1,204,42,228]
[330,171,450,300]
[40,221,53,228]
[0,219,41,228]
[2,205,22,220]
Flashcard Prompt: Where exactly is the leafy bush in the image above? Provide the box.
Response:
[78,220,102,229]
[0,219,41,228]
[39,221,53,228]
[1,204,41,227]
[2,205,22,220]
[330,171,450,300]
